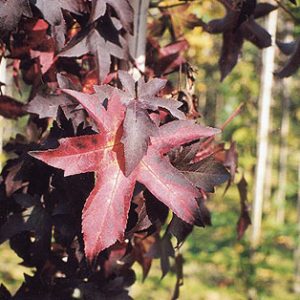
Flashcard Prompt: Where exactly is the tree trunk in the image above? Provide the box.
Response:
[294,157,300,294]
[0,57,6,170]
[263,114,274,213]
[128,0,150,80]
[275,79,290,225]
[251,9,278,248]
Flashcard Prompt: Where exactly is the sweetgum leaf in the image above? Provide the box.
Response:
[122,101,158,176]
[198,0,273,79]
[59,27,126,82]
[30,89,219,259]
[137,148,200,223]
[237,175,251,239]
[26,93,73,119]
[30,93,135,259]
[276,40,296,55]
[236,0,257,28]
[242,20,272,49]
[0,214,27,244]
[97,71,185,120]
[177,157,230,193]
[0,0,32,32]
[97,72,185,175]
[0,95,26,119]
[253,3,277,19]
[151,120,220,154]
[275,38,300,78]
[219,30,244,81]
[35,0,86,25]
[147,234,174,278]
[89,0,133,33]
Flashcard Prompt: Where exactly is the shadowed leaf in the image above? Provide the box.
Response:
[177,157,230,193]
[0,96,26,119]
[237,175,251,239]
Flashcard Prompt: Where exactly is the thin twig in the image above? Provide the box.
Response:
[200,102,244,149]
[275,0,299,22]
[150,0,200,9]
[220,102,244,131]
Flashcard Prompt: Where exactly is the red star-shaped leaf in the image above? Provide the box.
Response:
[96,71,185,175]
[30,89,219,260]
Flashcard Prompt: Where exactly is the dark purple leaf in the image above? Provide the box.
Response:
[276,40,297,55]
[177,157,230,193]
[59,27,126,82]
[147,233,174,278]
[122,101,158,176]
[172,254,184,300]
[26,93,73,119]
[0,0,32,32]
[0,214,27,244]
[219,30,244,81]
[5,162,26,197]
[35,0,86,26]
[275,38,300,78]
[254,3,277,19]
[0,95,26,119]
[168,215,193,247]
[237,175,251,239]
[0,284,11,300]
[236,0,257,28]
[241,20,272,49]
[89,0,133,33]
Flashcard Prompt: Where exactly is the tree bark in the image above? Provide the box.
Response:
[275,79,290,225]
[251,8,278,248]
[294,157,300,294]
[0,57,6,170]
[128,0,150,80]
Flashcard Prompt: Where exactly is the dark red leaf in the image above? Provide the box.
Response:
[224,141,238,182]
[0,214,27,244]
[30,89,219,259]
[89,0,133,33]
[219,30,244,81]
[172,254,184,300]
[0,0,32,32]
[97,72,186,175]
[197,0,273,79]
[4,162,27,197]
[122,101,158,176]
[0,95,26,119]
[168,215,193,247]
[147,233,174,278]
[59,28,126,82]
[35,0,86,26]
[26,93,73,119]
[237,175,251,239]
[177,157,230,193]
[133,235,155,281]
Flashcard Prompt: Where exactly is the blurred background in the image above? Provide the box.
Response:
[1,1,300,299]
